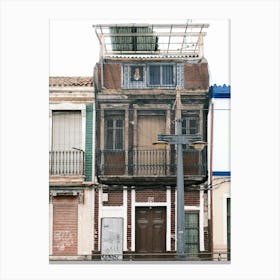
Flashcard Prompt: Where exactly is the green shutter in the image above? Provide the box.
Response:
[85,104,93,181]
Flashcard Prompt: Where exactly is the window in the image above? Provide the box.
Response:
[50,110,83,175]
[182,112,199,135]
[185,212,199,257]
[148,65,175,86]
[105,113,124,150]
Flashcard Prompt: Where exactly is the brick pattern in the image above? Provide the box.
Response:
[97,63,122,89]
[52,196,78,255]
[136,189,166,202]
[103,190,123,206]
[184,63,209,90]
[127,189,131,250]
[184,190,200,206]
[96,62,208,91]
[85,104,93,181]
[94,189,99,251]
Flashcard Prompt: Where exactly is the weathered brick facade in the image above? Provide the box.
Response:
[184,190,200,206]
[184,63,209,90]
[102,190,123,206]
[135,189,166,202]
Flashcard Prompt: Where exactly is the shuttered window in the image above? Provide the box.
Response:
[52,110,82,150]
[50,111,83,175]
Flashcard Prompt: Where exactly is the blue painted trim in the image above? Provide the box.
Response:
[212,171,231,176]
[210,84,231,99]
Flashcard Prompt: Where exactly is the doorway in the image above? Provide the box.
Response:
[135,206,166,258]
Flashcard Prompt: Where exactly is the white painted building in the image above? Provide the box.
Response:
[207,84,231,261]
[49,77,97,260]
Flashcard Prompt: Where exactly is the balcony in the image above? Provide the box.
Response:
[97,149,207,186]
[49,150,84,176]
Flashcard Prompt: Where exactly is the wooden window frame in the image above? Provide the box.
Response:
[105,112,125,151]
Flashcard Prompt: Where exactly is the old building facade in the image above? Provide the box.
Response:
[93,24,211,260]
[208,85,231,261]
[49,77,96,260]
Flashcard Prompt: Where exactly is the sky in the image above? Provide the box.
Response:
[50,19,230,86]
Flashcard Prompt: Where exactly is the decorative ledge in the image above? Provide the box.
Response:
[210,84,230,98]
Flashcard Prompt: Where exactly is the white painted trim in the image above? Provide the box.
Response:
[166,188,171,251]
[123,189,127,251]
[101,206,125,211]
[98,190,127,252]
[223,193,231,244]
[134,202,168,207]
[184,205,203,252]
[184,206,200,211]
[199,190,205,251]
[49,103,86,111]
[133,201,169,253]
[131,189,136,251]
[207,189,211,220]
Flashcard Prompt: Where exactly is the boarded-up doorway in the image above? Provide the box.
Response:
[135,207,166,258]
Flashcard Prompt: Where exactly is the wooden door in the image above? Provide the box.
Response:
[137,115,166,175]
[135,207,166,257]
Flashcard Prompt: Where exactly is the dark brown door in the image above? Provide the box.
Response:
[135,207,166,257]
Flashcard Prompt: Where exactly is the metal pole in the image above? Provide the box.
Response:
[176,88,186,259]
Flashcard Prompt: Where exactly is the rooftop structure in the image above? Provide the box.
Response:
[93,23,209,60]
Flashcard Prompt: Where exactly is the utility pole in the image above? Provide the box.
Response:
[155,87,207,260]
[175,87,186,259]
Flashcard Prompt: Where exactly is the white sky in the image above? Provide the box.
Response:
[50,19,230,86]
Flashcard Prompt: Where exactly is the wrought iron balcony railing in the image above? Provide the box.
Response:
[97,148,206,176]
[49,150,84,175]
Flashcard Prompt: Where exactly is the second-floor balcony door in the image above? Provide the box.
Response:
[182,113,200,175]
[50,110,82,175]
[104,115,125,175]
[136,114,166,175]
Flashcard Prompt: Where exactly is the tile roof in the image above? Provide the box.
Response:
[49,76,93,87]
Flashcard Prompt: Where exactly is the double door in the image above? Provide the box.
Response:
[135,207,166,257]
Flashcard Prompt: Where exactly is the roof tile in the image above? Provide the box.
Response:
[49,76,93,87]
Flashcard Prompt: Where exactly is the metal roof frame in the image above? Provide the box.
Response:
[93,23,209,60]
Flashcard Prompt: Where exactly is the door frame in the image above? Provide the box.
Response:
[133,202,170,252]
[135,205,167,255]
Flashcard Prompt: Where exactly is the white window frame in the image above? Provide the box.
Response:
[49,103,86,152]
